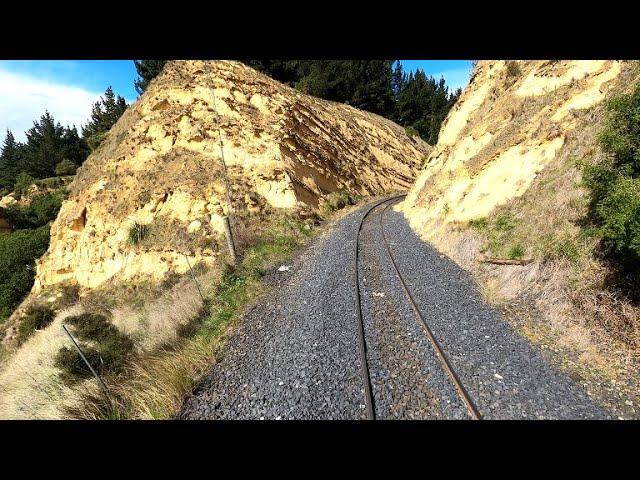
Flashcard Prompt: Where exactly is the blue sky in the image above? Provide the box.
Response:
[0,60,472,142]
[400,60,472,92]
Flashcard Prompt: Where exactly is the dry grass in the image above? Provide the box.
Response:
[0,304,85,419]
[64,333,229,420]
[0,189,368,419]
[60,203,338,419]
[0,260,221,418]
[574,273,640,352]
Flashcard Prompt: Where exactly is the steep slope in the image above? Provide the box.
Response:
[404,60,625,232]
[35,60,429,291]
[402,60,640,418]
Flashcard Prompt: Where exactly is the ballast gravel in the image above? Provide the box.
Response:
[179,199,610,420]
[378,205,609,419]
[179,205,372,419]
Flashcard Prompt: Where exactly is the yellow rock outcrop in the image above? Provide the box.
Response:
[403,60,627,240]
[33,60,429,291]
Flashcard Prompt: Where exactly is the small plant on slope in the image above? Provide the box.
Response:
[54,313,134,383]
[507,243,525,260]
[127,221,150,245]
[16,305,55,345]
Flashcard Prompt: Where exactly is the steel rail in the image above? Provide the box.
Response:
[377,198,482,420]
[353,195,405,420]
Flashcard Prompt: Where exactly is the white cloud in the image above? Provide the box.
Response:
[0,67,101,142]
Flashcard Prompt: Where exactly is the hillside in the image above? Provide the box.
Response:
[402,60,640,418]
[0,60,429,418]
[28,60,428,292]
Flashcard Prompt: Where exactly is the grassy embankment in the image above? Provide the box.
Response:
[65,192,363,419]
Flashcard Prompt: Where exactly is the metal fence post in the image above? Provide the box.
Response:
[223,215,237,263]
[183,253,206,308]
[61,324,113,408]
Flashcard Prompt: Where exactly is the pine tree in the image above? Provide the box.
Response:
[20,112,64,178]
[20,112,89,179]
[350,61,396,117]
[0,130,22,190]
[243,60,304,86]
[397,69,460,144]
[62,126,90,165]
[82,86,128,150]
[391,61,405,99]
[133,60,167,94]
[295,60,396,118]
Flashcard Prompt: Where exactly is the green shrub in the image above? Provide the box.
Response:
[0,225,50,322]
[405,126,419,138]
[36,176,66,189]
[54,159,77,176]
[469,217,488,230]
[507,243,525,260]
[55,346,103,382]
[595,177,640,265]
[55,313,134,383]
[5,191,65,229]
[321,191,354,215]
[16,305,55,345]
[13,172,34,200]
[582,161,620,207]
[67,313,119,342]
[582,84,640,269]
[128,222,150,245]
[598,88,640,176]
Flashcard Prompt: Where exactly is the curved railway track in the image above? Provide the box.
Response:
[354,195,482,420]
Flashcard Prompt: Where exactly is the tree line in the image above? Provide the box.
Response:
[2,60,464,194]
[0,87,128,194]
[0,86,128,322]
[133,60,462,144]
[246,61,461,144]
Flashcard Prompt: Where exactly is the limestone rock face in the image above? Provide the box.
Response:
[403,60,627,237]
[34,60,429,291]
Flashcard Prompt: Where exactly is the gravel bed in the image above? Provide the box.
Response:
[358,203,467,419]
[179,205,374,419]
[379,205,610,419]
[179,199,610,420]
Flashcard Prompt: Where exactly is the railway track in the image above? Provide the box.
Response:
[354,195,481,420]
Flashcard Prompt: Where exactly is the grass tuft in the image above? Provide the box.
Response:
[495,212,518,231]
[507,243,525,260]
[127,222,150,245]
[469,217,488,230]
[16,305,55,345]
[55,313,134,384]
